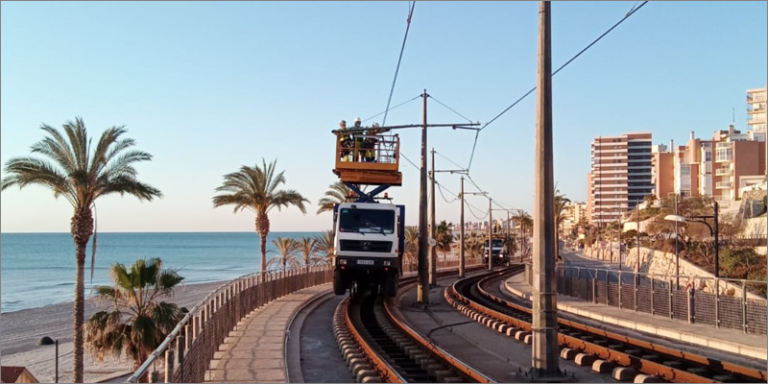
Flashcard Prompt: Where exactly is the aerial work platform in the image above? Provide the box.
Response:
[333,129,402,186]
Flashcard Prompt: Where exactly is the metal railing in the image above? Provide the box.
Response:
[337,133,399,165]
[555,266,767,335]
[127,266,333,383]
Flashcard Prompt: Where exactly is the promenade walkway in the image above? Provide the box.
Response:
[207,284,330,383]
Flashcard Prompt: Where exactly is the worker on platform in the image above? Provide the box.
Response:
[339,119,352,162]
[363,123,378,162]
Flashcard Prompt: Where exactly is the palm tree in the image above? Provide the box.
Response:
[314,230,335,264]
[403,226,420,270]
[435,220,454,260]
[554,189,571,259]
[512,210,532,260]
[296,236,319,273]
[268,237,301,273]
[1,118,161,382]
[212,159,309,277]
[316,181,357,214]
[85,258,183,382]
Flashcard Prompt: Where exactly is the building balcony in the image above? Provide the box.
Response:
[748,105,766,114]
[747,94,767,103]
[716,181,732,189]
[715,168,731,176]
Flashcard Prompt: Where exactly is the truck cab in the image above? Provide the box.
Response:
[332,202,404,296]
[483,237,509,266]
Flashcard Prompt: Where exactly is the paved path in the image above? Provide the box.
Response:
[505,273,767,363]
[208,284,331,383]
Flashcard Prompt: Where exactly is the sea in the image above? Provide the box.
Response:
[0,232,322,313]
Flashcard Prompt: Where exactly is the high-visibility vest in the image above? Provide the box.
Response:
[339,128,350,142]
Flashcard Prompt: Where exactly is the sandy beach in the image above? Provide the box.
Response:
[1,280,227,383]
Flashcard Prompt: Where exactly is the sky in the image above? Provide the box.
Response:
[1,1,766,233]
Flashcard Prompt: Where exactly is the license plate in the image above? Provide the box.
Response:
[357,260,374,265]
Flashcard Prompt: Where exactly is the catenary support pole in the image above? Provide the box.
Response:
[417,89,430,304]
[530,1,561,379]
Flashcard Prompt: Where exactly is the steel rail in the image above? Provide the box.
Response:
[340,265,492,383]
[447,268,767,383]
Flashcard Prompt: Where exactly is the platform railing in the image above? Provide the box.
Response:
[127,266,333,383]
[555,266,767,335]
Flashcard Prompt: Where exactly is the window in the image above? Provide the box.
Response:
[704,151,712,161]
[716,148,733,162]
[680,165,691,176]
[338,209,395,234]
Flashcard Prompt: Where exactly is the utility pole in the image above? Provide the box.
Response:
[430,148,437,286]
[488,197,493,271]
[460,177,465,278]
[531,1,560,379]
[417,89,429,304]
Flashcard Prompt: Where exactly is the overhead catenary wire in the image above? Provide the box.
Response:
[464,199,489,220]
[363,95,421,123]
[434,150,466,170]
[427,95,474,123]
[381,1,417,127]
[466,1,649,171]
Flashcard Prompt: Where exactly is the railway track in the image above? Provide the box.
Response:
[446,266,767,383]
[333,267,494,383]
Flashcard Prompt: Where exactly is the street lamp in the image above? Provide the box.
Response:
[37,337,59,383]
[664,201,720,278]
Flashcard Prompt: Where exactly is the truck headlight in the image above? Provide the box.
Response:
[383,261,391,266]
[339,259,347,265]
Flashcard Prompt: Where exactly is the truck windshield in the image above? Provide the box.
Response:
[338,208,395,234]
[484,239,504,247]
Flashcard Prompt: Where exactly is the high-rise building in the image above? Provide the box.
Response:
[652,143,675,199]
[588,133,653,225]
[747,86,767,136]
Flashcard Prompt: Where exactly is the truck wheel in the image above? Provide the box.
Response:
[385,273,399,297]
[333,270,346,295]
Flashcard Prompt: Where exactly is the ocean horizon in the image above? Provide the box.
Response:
[0,231,324,313]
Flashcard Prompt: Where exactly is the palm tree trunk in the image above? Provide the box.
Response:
[256,213,270,278]
[71,207,93,383]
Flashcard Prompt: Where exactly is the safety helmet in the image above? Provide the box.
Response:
[354,117,362,123]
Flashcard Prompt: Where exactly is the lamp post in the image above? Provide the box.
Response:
[664,201,720,278]
[38,338,58,383]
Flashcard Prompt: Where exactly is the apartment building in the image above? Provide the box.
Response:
[747,86,767,135]
[561,201,587,236]
[652,125,766,201]
[652,143,675,198]
[587,132,653,225]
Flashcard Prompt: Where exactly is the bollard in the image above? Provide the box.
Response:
[164,349,174,383]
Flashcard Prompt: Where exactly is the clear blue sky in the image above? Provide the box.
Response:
[1,1,766,233]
